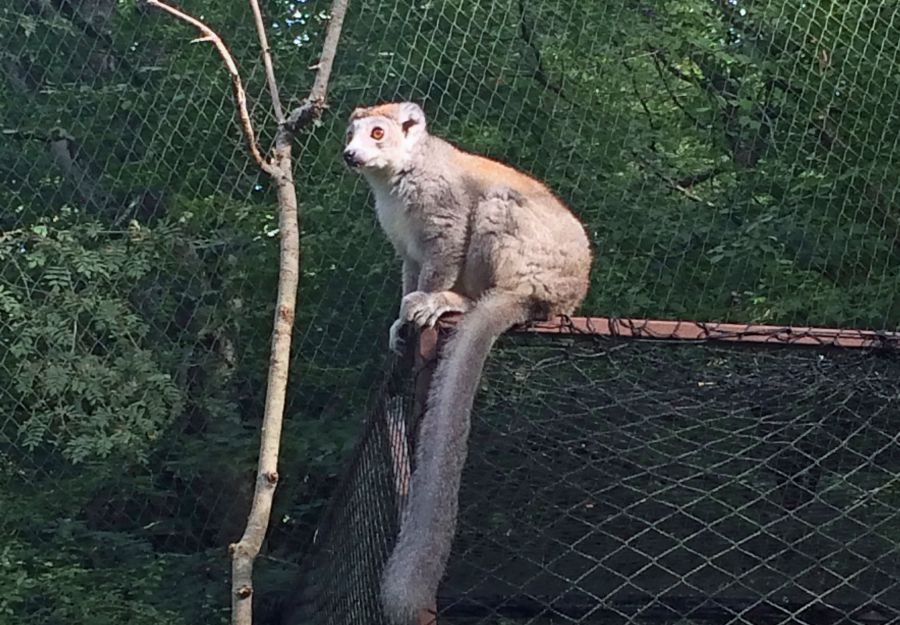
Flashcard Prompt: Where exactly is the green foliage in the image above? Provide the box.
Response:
[0,225,183,463]
[2,223,183,462]
[0,536,226,625]
[0,539,175,625]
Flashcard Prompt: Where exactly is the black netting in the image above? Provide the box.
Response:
[292,330,900,625]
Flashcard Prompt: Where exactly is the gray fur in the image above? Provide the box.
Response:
[343,102,592,624]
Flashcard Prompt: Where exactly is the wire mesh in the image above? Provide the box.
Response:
[2,0,900,623]
[290,325,900,625]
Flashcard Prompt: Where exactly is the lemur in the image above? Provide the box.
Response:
[343,102,591,625]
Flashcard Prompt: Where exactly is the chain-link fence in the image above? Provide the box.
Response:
[2,0,900,624]
[290,323,900,625]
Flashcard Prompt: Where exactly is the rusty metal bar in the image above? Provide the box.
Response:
[433,314,900,349]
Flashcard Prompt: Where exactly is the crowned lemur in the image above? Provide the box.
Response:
[343,102,592,625]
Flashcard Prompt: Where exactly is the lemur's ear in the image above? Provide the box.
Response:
[398,102,427,136]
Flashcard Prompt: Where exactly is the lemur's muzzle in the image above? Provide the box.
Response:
[342,149,362,168]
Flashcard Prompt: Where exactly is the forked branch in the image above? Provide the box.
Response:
[145,1,349,625]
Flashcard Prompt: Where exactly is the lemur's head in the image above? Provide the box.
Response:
[343,102,427,174]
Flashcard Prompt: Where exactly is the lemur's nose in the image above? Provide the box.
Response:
[343,149,361,168]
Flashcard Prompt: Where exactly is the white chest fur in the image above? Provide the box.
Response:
[372,185,423,262]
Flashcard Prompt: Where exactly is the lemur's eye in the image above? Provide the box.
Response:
[370,127,385,140]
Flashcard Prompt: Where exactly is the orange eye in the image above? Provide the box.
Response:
[370,127,385,140]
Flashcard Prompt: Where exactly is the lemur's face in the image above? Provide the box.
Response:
[342,102,426,174]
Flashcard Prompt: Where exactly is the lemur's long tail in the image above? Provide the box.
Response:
[380,290,531,625]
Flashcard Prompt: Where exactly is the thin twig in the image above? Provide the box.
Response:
[632,150,717,208]
[146,2,348,625]
[676,166,724,188]
[248,0,284,124]
[517,0,569,101]
[622,57,657,131]
[283,0,350,136]
[145,0,276,176]
[649,50,704,128]
[2,127,46,140]
[652,52,697,85]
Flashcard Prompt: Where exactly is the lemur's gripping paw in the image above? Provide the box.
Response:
[400,291,472,329]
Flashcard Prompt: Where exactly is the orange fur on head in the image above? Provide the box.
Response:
[350,103,404,121]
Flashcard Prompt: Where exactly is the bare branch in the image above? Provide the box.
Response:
[227,1,348,625]
[1,127,43,139]
[228,163,300,625]
[622,57,657,131]
[282,0,350,137]
[308,0,349,107]
[147,3,349,622]
[145,0,276,176]
[46,128,115,211]
[651,49,697,85]
[632,150,718,208]
[248,0,284,123]
[517,0,569,102]
[676,166,725,189]
[649,50,705,128]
